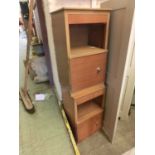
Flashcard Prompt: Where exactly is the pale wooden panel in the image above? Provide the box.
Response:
[101,0,134,142]
[70,46,107,58]
[101,0,127,10]
[106,9,126,81]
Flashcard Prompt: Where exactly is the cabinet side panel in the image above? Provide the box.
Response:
[51,12,70,88]
[52,11,77,125]
[62,88,77,124]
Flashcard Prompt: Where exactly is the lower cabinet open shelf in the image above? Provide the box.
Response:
[75,95,103,142]
[77,101,103,124]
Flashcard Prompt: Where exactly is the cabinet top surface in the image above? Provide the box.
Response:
[51,7,112,14]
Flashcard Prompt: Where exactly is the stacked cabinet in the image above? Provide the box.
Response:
[51,8,110,142]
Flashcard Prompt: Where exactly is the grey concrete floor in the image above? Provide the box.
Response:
[19,29,135,155]
[78,109,135,155]
[19,30,74,155]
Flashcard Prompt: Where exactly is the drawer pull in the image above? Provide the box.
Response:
[96,67,101,73]
[96,122,99,126]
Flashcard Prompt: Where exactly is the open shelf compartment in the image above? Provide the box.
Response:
[69,23,107,58]
[77,95,103,124]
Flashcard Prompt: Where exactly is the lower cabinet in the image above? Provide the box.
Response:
[51,8,110,142]
[76,112,103,142]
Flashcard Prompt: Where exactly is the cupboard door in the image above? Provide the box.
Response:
[70,53,107,92]
[76,113,103,142]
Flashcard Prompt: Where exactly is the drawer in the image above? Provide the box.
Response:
[67,13,109,24]
[70,53,107,92]
[76,112,103,142]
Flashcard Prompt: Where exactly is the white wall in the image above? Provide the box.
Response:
[119,12,135,119]
[48,0,91,12]
[43,0,91,101]
[42,0,61,100]
[92,0,109,8]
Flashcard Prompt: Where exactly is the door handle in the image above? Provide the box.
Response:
[96,67,101,73]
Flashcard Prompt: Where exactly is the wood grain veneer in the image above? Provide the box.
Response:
[51,8,110,142]
[70,53,107,92]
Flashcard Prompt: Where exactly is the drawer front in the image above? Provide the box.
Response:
[75,89,104,105]
[70,53,107,92]
[76,113,103,142]
[67,13,109,24]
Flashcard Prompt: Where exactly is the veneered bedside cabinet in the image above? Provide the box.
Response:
[51,8,110,142]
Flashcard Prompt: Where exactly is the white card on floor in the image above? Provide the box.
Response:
[35,94,46,101]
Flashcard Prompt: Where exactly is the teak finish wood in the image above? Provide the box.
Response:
[51,8,110,142]
[70,53,107,92]
[71,83,105,105]
[76,112,103,142]
[52,11,70,88]
[68,13,109,24]
[62,88,77,124]
[63,9,110,57]
[77,101,103,123]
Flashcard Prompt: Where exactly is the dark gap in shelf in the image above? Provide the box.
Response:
[69,23,107,49]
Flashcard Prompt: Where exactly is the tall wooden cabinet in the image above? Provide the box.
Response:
[51,8,110,142]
